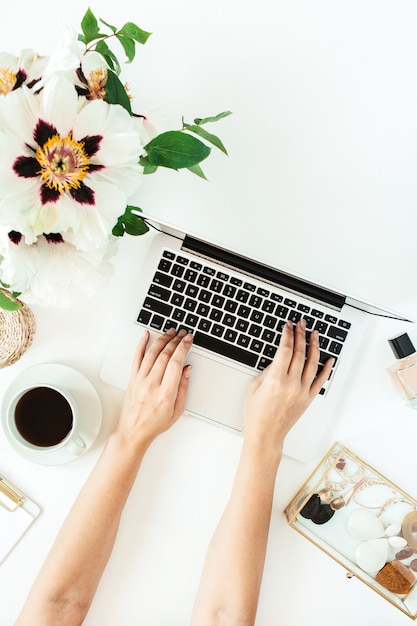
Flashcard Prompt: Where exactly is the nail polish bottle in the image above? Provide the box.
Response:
[387,333,417,408]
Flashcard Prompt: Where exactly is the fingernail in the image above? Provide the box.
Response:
[166,327,176,335]
[183,333,194,343]
[177,329,187,337]
[300,319,306,330]
[313,330,319,340]
[184,364,192,378]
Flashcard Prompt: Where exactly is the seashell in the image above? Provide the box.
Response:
[385,523,402,537]
[389,536,408,549]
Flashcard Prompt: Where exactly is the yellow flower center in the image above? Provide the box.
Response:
[0,67,17,96]
[87,68,107,100]
[36,133,90,193]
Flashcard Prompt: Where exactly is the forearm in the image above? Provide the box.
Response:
[191,442,282,626]
[16,432,149,626]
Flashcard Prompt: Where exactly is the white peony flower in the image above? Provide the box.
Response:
[0,49,48,96]
[0,74,143,249]
[0,228,118,307]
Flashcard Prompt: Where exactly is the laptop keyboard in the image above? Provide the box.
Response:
[137,249,352,394]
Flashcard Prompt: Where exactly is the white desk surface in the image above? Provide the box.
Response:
[1,1,417,624]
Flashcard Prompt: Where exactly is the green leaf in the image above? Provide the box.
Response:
[112,206,150,237]
[187,163,208,179]
[183,123,228,155]
[119,22,152,45]
[0,289,22,311]
[80,8,103,45]
[95,40,120,74]
[99,18,118,33]
[139,155,158,174]
[145,131,211,170]
[116,34,136,63]
[104,70,132,114]
[194,111,233,126]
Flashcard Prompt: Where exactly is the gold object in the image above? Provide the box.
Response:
[0,290,36,368]
[0,477,24,512]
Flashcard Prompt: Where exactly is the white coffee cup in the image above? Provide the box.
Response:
[5,384,87,458]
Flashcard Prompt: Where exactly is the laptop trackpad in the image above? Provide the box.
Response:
[185,351,254,432]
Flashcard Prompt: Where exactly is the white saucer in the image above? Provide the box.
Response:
[1,363,102,465]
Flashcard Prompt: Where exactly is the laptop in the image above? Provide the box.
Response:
[100,215,412,462]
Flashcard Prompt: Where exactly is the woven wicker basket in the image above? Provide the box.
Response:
[0,291,36,368]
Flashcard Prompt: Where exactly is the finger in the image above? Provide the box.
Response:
[130,330,150,378]
[310,357,335,397]
[161,333,194,396]
[302,329,321,385]
[139,327,179,377]
[288,319,308,375]
[172,364,192,418]
[148,329,189,383]
[269,321,295,373]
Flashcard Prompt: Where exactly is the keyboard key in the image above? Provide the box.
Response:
[173,308,186,321]
[137,309,152,325]
[250,310,264,324]
[320,351,337,366]
[325,314,337,324]
[198,289,211,303]
[262,300,276,313]
[190,261,202,271]
[327,326,348,342]
[184,269,198,282]
[264,315,277,329]
[237,304,250,318]
[284,298,297,308]
[185,313,198,327]
[212,295,225,308]
[198,318,212,332]
[203,266,216,275]
[249,295,262,308]
[153,271,173,288]
[329,341,343,355]
[184,298,197,312]
[230,277,243,286]
[158,258,172,272]
[262,329,275,343]
[148,284,171,301]
[150,314,164,330]
[248,323,262,337]
[237,334,251,349]
[311,309,324,318]
[257,357,272,371]
[236,289,249,303]
[172,279,186,293]
[319,336,329,350]
[224,299,238,313]
[338,319,351,329]
[185,284,199,298]
[143,296,172,317]
[163,319,177,332]
[250,339,264,353]
[196,303,210,316]
[176,255,189,265]
[263,344,277,358]
[210,279,224,293]
[171,264,185,277]
[270,293,283,302]
[224,329,238,342]
[217,271,229,281]
[297,303,310,313]
[211,324,225,337]
[288,310,301,323]
[194,331,257,367]
[162,250,175,260]
[257,287,270,297]
[243,282,256,292]
[223,284,237,298]
[223,314,236,327]
[276,305,289,318]
[171,293,184,307]
[236,319,249,332]
[209,309,223,322]
[314,321,328,334]
[197,274,211,287]
[303,315,315,329]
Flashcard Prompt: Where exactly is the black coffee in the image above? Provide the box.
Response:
[15,387,73,447]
